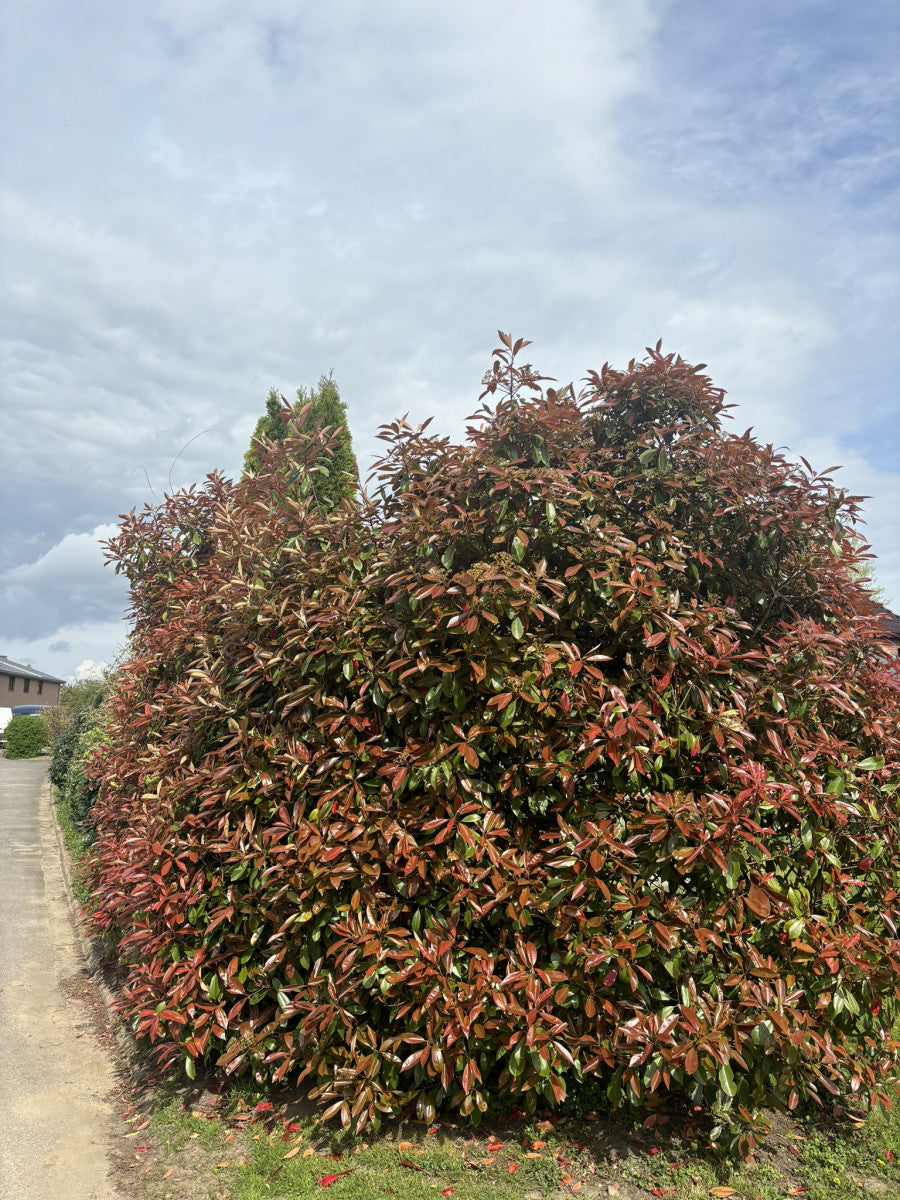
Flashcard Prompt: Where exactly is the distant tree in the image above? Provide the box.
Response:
[243,375,358,510]
[61,676,109,710]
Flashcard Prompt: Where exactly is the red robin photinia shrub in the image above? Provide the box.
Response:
[87,337,900,1152]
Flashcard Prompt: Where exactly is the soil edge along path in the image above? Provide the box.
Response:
[0,758,120,1199]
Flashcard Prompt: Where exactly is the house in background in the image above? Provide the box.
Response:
[873,606,900,661]
[0,655,65,706]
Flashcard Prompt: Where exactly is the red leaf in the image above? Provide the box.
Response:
[319,1170,354,1186]
[745,884,771,918]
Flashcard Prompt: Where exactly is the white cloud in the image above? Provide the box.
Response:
[0,526,128,643]
[1,621,129,687]
[73,658,111,682]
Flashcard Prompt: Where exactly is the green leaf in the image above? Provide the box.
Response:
[511,616,524,639]
[509,1043,525,1078]
[724,851,740,890]
[857,756,884,771]
[718,1061,737,1098]
[826,772,846,796]
[750,1019,774,1047]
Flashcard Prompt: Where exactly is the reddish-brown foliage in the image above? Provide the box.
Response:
[87,336,900,1151]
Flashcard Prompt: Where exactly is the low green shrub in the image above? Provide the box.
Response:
[4,714,49,759]
[53,704,107,837]
[50,693,107,793]
[40,705,73,748]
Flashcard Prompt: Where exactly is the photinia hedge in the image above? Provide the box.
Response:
[87,337,900,1152]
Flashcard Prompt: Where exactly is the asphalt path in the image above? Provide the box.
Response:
[0,758,120,1199]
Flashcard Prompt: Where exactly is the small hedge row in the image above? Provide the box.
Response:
[51,697,108,839]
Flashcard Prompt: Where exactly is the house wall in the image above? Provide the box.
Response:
[1,670,62,706]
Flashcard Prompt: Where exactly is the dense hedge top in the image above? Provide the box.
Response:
[89,339,900,1153]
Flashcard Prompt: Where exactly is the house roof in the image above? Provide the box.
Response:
[0,655,66,685]
[874,606,900,641]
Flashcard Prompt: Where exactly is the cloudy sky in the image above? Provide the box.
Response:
[1,0,898,683]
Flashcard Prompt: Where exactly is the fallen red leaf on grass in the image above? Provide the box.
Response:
[255,1100,274,1112]
[318,1169,354,1186]
[441,1190,454,1196]
[399,1160,423,1171]
[486,1141,503,1152]
[508,1163,518,1173]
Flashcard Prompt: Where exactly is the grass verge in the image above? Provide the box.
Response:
[127,1079,900,1200]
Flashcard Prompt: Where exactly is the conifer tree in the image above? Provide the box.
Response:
[243,374,357,509]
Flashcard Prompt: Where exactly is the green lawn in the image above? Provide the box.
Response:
[134,1082,900,1200]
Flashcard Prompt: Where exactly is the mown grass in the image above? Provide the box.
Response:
[133,1080,900,1200]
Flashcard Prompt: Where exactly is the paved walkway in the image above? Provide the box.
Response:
[0,758,120,1199]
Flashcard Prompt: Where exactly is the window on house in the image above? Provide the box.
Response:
[37,680,43,695]
[23,678,30,693]
[6,675,13,691]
